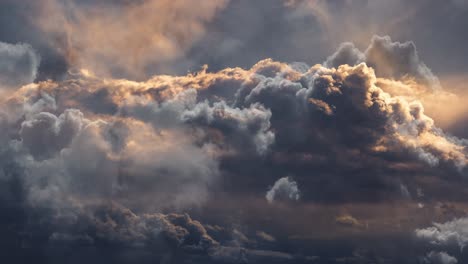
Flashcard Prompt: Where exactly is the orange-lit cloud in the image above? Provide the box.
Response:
[36,0,229,79]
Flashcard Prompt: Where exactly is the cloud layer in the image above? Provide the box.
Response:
[0,31,467,263]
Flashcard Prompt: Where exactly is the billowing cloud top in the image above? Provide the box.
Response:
[1,1,468,263]
[1,43,467,262]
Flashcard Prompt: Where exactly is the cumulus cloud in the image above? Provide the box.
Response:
[20,117,221,209]
[2,38,465,211]
[266,177,300,203]
[416,217,468,250]
[182,100,274,154]
[20,109,84,160]
[0,42,40,90]
[325,35,440,89]
[234,59,467,180]
[1,1,468,262]
[422,251,458,264]
[0,34,467,263]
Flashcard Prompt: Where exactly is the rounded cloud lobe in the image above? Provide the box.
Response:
[266,177,300,203]
[416,217,468,250]
[325,35,440,89]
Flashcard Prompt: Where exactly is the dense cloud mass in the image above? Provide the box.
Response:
[0,34,468,261]
[1,1,468,263]
[0,36,466,261]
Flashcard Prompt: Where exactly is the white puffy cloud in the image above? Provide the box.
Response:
[416,217,468,250]
[266,177,300,203]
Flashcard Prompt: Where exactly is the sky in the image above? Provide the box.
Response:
[0,0,468,263]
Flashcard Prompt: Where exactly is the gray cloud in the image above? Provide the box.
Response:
[20,118,221,210]
[0,28,467,263]
[266,177,300,203]
[3,37,465,210]
[20,109,84,160]
[182,100,274,155]
[2,0,468,82]
[325,35,440,88]
[0,42,40,90]
[0,1,468,263]
[40,202,220,262]
[416,217,468,250]
[423,251,458,264]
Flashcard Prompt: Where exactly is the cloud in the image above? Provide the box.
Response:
[400,183,411,199]
[40,202,220,260]
[1,1,468,262]
[422,251,458,264]
[182,100,274,155]
[20,117,221,209]
[256,231,276,243]
[35,0,230,79]
[365,36,440,87]
[233,59,466,188]
[3,38,465,209]
[3,0,468,83]
[416,217,468,250]
[0,34,467,263]
[0,42,40,90]
[20,109,84,160]
[325,35,440,89]
[266,177,300,203]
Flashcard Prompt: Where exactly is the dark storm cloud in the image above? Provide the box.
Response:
[229,59,465,202]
